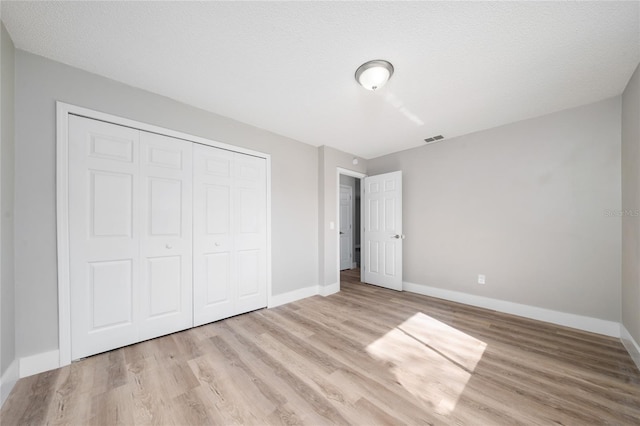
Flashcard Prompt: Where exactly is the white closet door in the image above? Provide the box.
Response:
[234,152,267,314]
[193,145,235,325]
[69,116,141,359]
[138,132,193,340]
[67,113,268,359]
[193,145,267,326]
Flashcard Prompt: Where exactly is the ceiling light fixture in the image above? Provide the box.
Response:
[355,60,394,91]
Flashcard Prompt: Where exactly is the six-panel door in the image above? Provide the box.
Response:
[138,132,193,340]
[233,152,267,315]
[193,146,235,324]
[363,171,403,291]
[69,116,141,359]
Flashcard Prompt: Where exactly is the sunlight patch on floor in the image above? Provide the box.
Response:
[366,312,486,414]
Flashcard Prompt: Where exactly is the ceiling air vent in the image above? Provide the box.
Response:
[424,135,444,144]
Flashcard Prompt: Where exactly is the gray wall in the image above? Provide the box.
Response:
[318,147,366,287]
[368,98,622,321]
[622,62,640,342]
[1,22,16,376]
[14,50,319,358]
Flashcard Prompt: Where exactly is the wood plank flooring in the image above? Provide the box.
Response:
[2,270,640,425]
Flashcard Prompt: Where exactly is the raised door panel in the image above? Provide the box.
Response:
[205,252,231,305]
[237,249,260,299]
[147,256,182,316]
[89,260,133,330]
[148,178,183,236]
[139,131,193,340]
[193,145,235,325]
[68,115,140,359]
[90,171,133,238]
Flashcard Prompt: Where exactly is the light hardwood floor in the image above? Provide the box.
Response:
[2,270,640,425]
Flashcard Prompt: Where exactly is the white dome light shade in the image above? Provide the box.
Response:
[355,60,394,91]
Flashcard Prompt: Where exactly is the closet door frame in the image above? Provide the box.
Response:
[56,102,272,367]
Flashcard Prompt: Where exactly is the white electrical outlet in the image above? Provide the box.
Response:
[478,274,486,285]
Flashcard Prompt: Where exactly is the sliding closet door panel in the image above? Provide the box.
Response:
[139,131,193,340]
[234,154,267,313]
[193,145,235,325]
[68,115,140,359]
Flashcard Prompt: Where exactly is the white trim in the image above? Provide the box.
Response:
[56,102,272,366]
[56,102,72,367]
[336,167,366,291]
[0,359,19,407]
[263,280,341,308]
[337,167,367,179]
[320,281,340,297]
[57,103,268,158]
[269,280,340,307]
[269,285,319,308]
[403,281,620,337]
[621,324,640,372]
[19,350,60,378]
[265,156,272,310]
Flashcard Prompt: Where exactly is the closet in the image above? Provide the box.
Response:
[67,114,267,360]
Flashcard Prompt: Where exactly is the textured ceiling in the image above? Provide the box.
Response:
[2,1,639,159]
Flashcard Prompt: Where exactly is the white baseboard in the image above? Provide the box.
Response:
[621,324,640,372]
[269,281,341,308]
[320,281,340,297]
[19,349,60,378]
[269,285,319,308]
[0,358,19,407]
[403,281,620,337]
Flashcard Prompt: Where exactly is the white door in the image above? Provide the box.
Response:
[138,131,193,340]
[233,152,267,314]
[69,116,195,359]
[192,145,267,326]
[193,146,235,325]
[66,113,269,360]
[69,116,141,359]
[339,184,353,270]
[363,171,403,291]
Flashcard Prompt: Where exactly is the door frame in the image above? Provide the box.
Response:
[336,167,366,290]
[339,184,354,271]
[56,102,272,367]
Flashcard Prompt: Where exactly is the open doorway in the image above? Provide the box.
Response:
[337,168,366,285]
[339,176,360,270]
[337,168,404,292]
